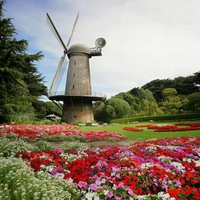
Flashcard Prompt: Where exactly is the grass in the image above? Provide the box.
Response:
[80,120,200,140]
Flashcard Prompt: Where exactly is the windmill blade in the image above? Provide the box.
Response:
[49,53,66,95]
[53,59,68,92]
[46,13,68,52]
[66,12,79,48]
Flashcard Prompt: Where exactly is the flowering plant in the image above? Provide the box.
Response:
[124,123,200,132]
[0,124,126,141]
[16,137,200,199]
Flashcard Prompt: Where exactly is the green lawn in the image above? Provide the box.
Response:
[80,121,200,140]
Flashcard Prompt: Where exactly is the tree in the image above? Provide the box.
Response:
[94,98,131,123]
[0,1,47,122]
[142,73,200,102]
[142,79,173,101]
[105,98,131,119]
[173,75,199,95]
[33,101,62,119]
[184,92,200,112]
[162,88,177,100]
[161,88,183,114]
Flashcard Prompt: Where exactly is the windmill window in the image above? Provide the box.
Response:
[74,61,76,66]
[74,73,75,77]
[73,85,75,89]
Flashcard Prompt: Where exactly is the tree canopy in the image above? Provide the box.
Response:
[0,1,47,122]
[142,73,200,102]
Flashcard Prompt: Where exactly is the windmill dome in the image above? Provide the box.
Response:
[67,44,90,56]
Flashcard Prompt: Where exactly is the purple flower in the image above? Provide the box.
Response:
[90,183,98,191]
[50,168,57,175]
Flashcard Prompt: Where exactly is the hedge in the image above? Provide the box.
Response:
[110,113,200,124]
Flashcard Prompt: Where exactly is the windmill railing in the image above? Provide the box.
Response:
[48,91,107,98]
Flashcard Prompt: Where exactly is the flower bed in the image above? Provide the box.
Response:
[0,124,125,141]
[15,137,200,199]
[148,123,200,132]
[0,124,200,199]
[123,127,143,132]
[124,123,200,132]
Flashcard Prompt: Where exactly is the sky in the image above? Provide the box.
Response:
[4,0,200,100]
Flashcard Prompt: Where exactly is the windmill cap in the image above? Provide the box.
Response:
[67,43,90,55]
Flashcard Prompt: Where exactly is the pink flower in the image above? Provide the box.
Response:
[77,181,87,189]
[127,187,134,195]
[106,191,113,198]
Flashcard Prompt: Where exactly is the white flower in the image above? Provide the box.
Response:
[141,163,153,169]
[85,192,99,200]
[158,192,176,200]
[194,159,200,167]
[171,162,185,172]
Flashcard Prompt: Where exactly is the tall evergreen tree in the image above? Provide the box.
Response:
[0,1,47,122]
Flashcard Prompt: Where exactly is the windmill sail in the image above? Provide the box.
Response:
[53,59,68,93]
[46,13,68,52]
[49,54,66,95]
[66,12,79,48]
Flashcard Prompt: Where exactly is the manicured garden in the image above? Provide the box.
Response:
[0,122,200,199]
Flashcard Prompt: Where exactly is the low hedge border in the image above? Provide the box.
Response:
[111,113,200,124]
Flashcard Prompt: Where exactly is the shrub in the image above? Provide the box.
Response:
[34,140,55,152]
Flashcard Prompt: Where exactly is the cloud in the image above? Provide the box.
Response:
[4,0,200,98]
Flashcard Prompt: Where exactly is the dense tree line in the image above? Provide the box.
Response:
[94,72,200,123]
[142,73,200,101]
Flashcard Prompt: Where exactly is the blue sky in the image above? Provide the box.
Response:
[4,0,200,99]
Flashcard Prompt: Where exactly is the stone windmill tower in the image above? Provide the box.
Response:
[46,13,106,124]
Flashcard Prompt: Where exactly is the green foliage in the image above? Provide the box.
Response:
[162,88,177,99]
[161,88,183,114]
[94,98,131,123]
[106,98,131,118]
[184,92,200,112]
[142,79,173,101]
[111,113,200,124]
[45,101,62,116]
[41,134,69,142]
[114,89,162,116]
[59,141,89,152]
[142,72,200,102]
[40,134,86,143]
[0,1,47,123]
[34,140,54,152]
[65,135,86,142]
[32,100,62,119]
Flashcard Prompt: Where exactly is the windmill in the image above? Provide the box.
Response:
[46,13,106,124]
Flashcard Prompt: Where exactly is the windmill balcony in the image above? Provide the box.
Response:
[48,91,106,101]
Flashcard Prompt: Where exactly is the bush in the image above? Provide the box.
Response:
[34,140,55,152]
